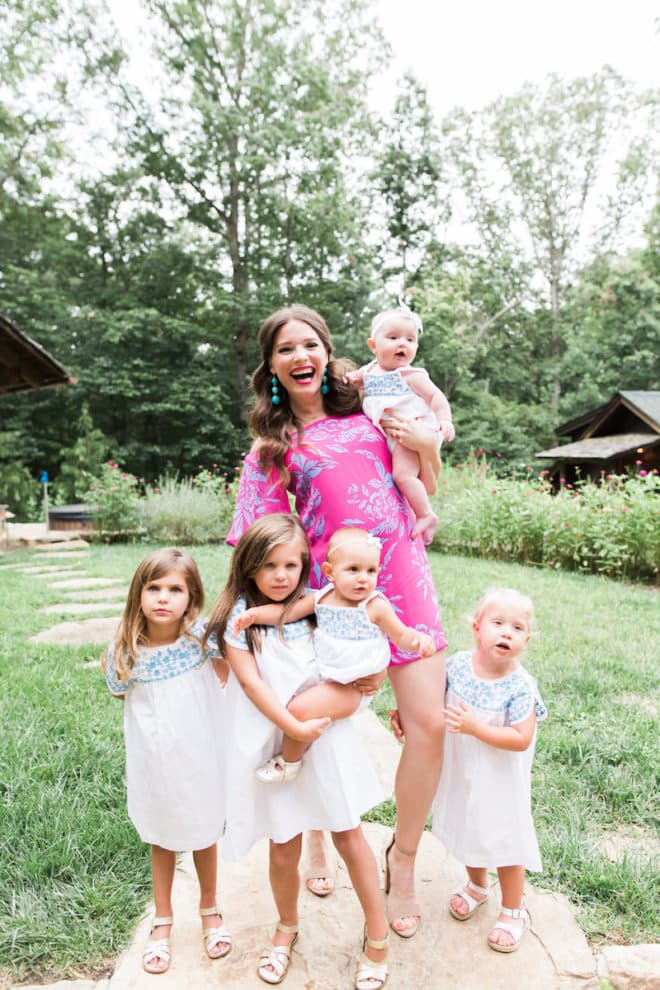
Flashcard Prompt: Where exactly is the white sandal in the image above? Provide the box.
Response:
[448,880,490,921]
[257,922,298,984]
[488,905,528,953]
[256,755,302,784]
[142,914,173,975]
[200,905,232,959]
[355,931,389,990]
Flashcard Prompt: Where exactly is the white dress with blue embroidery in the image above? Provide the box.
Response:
[314,585,391,713]
[222,597,384,861]
[432,651,547,872]
[362,365,439,452]
[105,618,225,852]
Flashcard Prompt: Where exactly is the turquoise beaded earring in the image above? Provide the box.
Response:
[271,375,281,405]
[321,367,329,395]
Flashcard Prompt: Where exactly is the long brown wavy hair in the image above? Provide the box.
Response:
[103,547,204,680]
[249,304,361,485]
[204,514,311,655]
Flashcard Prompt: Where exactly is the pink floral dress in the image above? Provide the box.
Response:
[227,413,447,665]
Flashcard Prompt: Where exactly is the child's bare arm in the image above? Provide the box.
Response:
[232,594,315,633]
[444,703,536,751]
[224,642,330,742]
[367,597,436,657]
[404,370,455,442]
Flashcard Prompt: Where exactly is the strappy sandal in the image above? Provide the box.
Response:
[257,922,298,984]
[142,914,173,975]
[256,755,302,784]
[355,931,389,990]
[383,835,420,939]
[200,904,232,959]
[488,905,529,953]
[304,833,336,897]
[448,880,490,921]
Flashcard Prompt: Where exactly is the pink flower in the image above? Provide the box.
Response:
[639,469,648,477]
[635,459,642,466]
[476,448,484,456]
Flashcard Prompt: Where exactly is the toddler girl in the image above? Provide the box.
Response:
[103,547,230,975]
[207,514,389,988]
[235,525,435,783]
[345,303,454,545]
[431,587,547,954]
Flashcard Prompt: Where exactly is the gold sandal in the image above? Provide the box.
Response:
[383,835,420,939]
[257,922,298,984]
[200,904,232,959]
[355,931,389,990]
[142,914,173,975]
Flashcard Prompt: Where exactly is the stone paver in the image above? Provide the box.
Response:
[31,616,120,645]
[40,602,124,616]
[61,587,128,601]
[49,578,124,590]
[20,567,87,576]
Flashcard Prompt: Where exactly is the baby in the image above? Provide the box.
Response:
[346,304,454,545]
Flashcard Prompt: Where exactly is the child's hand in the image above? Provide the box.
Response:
[444,701,478,735]
[411,632,435,657]
[389,708,405,743]
[233,608,258,634]
[343,369,363,387]
[437,418,455,442]
[292,716,332,743]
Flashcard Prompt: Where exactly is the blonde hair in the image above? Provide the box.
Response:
[473,587,535,631]
[370,306,422,340]
[326,526,381,561]
[250,305,361,485]
[104,548,204,680]
[205,514,311,654]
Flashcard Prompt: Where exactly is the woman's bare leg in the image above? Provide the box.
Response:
[304,830,336,896]
[386,649,446,936]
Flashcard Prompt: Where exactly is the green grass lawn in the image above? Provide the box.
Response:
[0,544,658,981]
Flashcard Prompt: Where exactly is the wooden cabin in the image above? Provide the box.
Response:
[536,391,660,483]
[0,313,74,395]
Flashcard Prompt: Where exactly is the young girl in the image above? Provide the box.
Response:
[235,525,435,783]
[345,303,455,545]
[103,548,231,975]
[206,515,389,988]
[431,587,547,954]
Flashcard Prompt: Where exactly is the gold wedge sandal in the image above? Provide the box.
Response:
[383,835,420,939]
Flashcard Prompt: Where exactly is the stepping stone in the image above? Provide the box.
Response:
[28,551,89,560]
[62,587,128,601]
[40,602,123,616]
[104,712,598,990]
[20,567,86,576]
[34,538,90,550]
[31,617,120,645]
[49,578,125,590]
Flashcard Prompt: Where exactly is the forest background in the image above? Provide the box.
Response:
[1,0,658,517]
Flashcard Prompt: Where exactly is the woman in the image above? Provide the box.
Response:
[227,304,447,938]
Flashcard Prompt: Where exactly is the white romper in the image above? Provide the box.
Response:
[432,651,547,872]
[362,366,440,452]
[221,597,384,861]
[105,618,225,852]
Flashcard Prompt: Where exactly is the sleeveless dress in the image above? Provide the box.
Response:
[227,412,447,665]
[221,597,384,861]
[105,619,225,852]
[362,366,440,452]
[314,584,391,697]
[431,651,547,871]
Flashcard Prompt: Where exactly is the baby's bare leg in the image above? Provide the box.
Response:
[281,682,362,763]
[392,443,438,543]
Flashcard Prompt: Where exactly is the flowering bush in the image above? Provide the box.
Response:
[84,461,142,540]
[140,470,240,544]
[431,455,659,583]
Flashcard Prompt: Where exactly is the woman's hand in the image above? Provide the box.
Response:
[351,669,388,696]
[379,408,441,494]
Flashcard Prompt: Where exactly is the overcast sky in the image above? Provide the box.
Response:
[374,0,658,115]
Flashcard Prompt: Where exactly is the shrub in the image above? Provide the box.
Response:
[140,471,238,544]
[84,461,142,540]
[431,456,660,583]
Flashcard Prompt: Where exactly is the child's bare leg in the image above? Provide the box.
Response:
[281,681,362,763]
[332,827,388,966]
[489,865,526,948]
[257,835,302,981]
[149,845,176,971]
[392,443,438,544]
[193,843,231,958]
[450,865,489,917]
